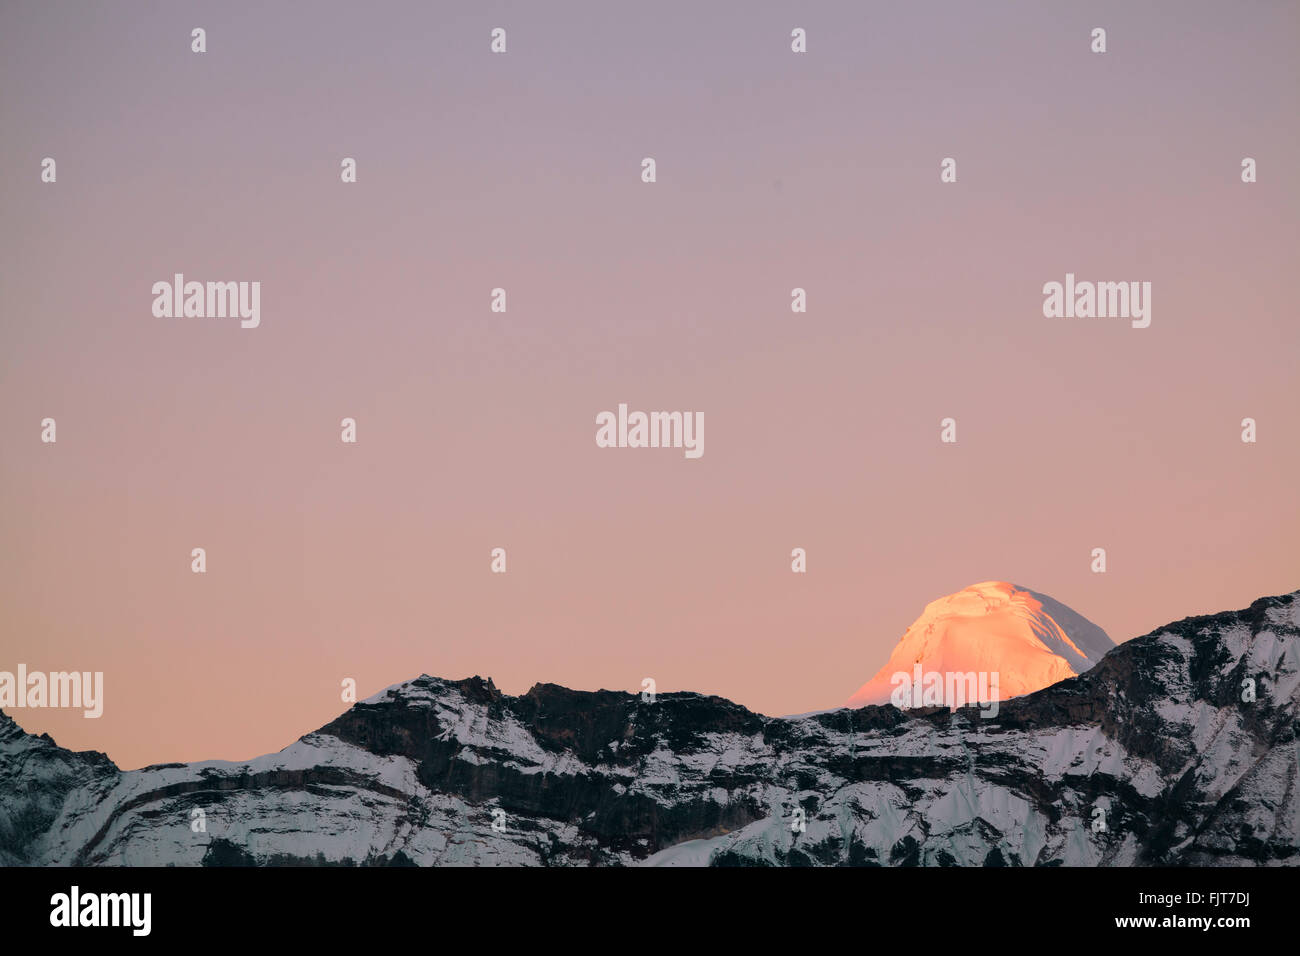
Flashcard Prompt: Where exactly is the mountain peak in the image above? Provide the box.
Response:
[846,581,1113,708]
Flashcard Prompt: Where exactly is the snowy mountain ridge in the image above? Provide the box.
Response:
[1,589,1297,866]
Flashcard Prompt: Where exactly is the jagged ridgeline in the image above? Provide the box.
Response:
[1,591,1297,866]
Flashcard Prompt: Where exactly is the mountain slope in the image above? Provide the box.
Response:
[0,590,1296,866]
[846,582,1114,708]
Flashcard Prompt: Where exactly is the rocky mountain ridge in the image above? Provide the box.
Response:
[1,590,1296,866]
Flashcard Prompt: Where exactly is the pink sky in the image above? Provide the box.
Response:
[1,1,1297,769]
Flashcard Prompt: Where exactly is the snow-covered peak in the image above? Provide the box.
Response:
[847,581,1114,708]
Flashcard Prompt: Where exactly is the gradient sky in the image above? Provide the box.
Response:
[2,0,1297,770]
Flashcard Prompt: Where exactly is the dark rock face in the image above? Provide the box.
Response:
[1,591,1296,866]
[316,678,771,859]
